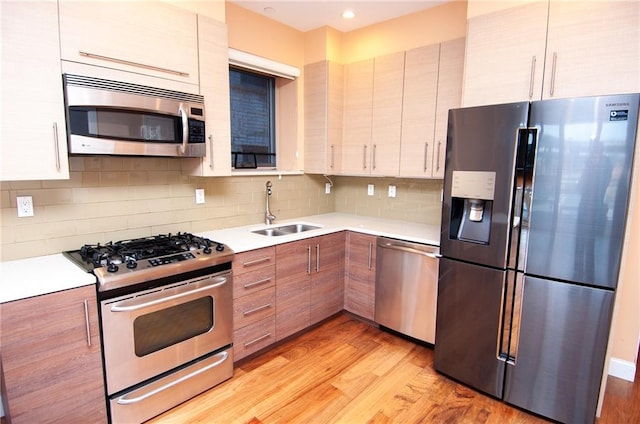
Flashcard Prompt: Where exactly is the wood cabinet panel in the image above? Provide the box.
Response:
[342,59,374,175]
[233,316,276,361]
[310,232,346,325]
[232,246,276,275]
[345,232,377,320]
[1,1,69,181]
[275,240,312,340]
[233,287,276,329]
[0,286,106,423]
[233,265,276,299]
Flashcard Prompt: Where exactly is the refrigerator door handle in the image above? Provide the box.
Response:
[499,272,525,365]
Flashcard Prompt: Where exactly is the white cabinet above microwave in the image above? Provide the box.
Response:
[58,1,200,88]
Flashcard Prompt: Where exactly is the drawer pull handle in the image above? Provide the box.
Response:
[243,277,272,289]
[243,332,272,348]
[242,257,271,267]
[243,303,272,316]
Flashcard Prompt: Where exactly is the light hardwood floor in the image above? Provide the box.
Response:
[149,313,638,424]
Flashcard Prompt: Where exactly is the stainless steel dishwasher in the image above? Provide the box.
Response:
[374,237,439,344]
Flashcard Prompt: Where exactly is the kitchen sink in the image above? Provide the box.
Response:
[251,223,321,237]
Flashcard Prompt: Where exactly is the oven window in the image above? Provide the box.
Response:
[69,106,181,143]
[133,297,214,357]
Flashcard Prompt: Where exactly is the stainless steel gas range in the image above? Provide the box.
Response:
[64,232,234,423]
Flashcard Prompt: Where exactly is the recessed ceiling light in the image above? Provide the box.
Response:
[342,10,355,19]
[264,6,276,15]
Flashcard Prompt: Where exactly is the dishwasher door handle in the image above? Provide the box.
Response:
[378,242,440,259]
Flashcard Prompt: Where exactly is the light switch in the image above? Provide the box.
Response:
[388,185,396,198]
[195,189,205,204]
[367,184,375,196]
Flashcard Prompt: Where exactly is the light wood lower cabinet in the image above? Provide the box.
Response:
[344,232,377,320]
[0,285,107,424]
[232,246,276,361]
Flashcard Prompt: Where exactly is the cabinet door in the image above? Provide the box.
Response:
[304,61,330,174]
[183,17,231,176]
[0,286,106,423]
[58,1,199,86]
[345,232,377,320]
[275,240,311,340]
[310,232,346,324]
[399,45,440,178]
[432,38,466,179]
[543,0,640,99]
[370,52,404,176]
[342,59,374,175]
[462,1,548,107]
[1,1,69,181]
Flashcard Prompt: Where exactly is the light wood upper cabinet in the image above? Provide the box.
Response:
[463,0,640,106]
[341,59,375,175]
[1,1,69,181]
[399,44,440,178]
[58,1,199,87]
[304,61,344,174]
[0,285,107,423]
[183,16,232,177]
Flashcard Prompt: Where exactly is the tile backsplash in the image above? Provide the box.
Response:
[0,157,443,261]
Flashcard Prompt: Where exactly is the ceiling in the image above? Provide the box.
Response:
[228,0,451,32]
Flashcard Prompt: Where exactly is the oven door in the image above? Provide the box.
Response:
[101,270,232,395]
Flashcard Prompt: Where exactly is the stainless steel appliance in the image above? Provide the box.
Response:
[64,233,234,423]
[375,237,439,344]
[63,74,206,157]
[435,93,639,424]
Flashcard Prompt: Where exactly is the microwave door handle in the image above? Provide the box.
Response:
[179,103,188,154]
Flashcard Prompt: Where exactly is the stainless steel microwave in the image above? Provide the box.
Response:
[63,74,206,157]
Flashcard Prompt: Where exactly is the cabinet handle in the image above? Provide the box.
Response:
[307,245,312,275]
[528,55,536,99]
[79,51,189,77]
[242,257,271,267]
[549,52,558,97]
[330,144,335,169]
[53,122,61,171]
[83,299,91,347]
[208,135,214,170]
[372,144,377,170]
[243,277,272,289]
[362,145,368,170]
[243,303,272,316]
[179,103,188,154]
[423,142,429,172]
[244,332,272,348]
[436,141,442,172]
[368,242,373,270]
[316,243,320,273]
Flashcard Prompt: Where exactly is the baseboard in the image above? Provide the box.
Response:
[609,357,636,382]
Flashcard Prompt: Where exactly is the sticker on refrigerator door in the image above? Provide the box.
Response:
[610,110,628,121]
[451,171,496,200]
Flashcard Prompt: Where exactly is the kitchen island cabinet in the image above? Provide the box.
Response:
[0,285,106,423]
[1,1,69,181]
[232,247,276,361]
[463,0,640,106]
[344,232,377,320]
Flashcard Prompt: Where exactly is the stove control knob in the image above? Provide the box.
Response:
[203,246,212,254]
[107,263,119,273]
[126,260,138,269]
[215,243,224,252]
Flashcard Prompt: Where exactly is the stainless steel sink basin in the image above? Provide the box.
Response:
[251,223,320,237]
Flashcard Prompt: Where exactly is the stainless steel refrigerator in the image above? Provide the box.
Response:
[434,93,639,423]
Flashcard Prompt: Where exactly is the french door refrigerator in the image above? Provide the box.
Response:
[434,93,639,423]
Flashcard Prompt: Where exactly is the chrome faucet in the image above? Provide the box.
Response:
[265,181,276,225]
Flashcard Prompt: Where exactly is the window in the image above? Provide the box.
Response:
[229,67,276,168]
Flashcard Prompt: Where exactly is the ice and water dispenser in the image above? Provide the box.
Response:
[448,171,496,245]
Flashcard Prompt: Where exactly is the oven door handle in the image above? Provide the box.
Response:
[110,276,227,312]
[116,351,230,405]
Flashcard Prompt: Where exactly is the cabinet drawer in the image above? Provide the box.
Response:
[233,288,275,330]
[232,247,276,275]
[233,316,276,361]
[233,265,275,299]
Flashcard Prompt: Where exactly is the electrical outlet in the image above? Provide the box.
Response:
[17,196,34,217]
[367,184,375,196]
[388,185,397,198]
[325,183,331,194]
[195,189,205,204]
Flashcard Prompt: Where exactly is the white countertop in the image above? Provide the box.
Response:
[1,213,440,303]
[0,254,97,303]
[197,213,440,254]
